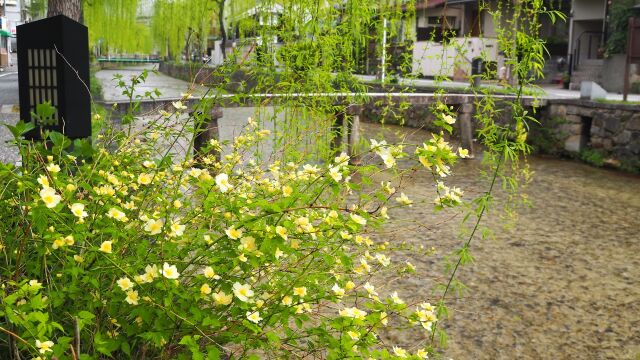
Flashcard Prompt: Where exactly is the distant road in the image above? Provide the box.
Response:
[0,71,19,106]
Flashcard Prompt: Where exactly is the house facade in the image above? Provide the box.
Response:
[410,0,501,79]
[567,0,607,89]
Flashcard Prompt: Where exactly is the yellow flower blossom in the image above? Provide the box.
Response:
[46,163,61,173]
[40,187,61,208]
[240,237,256,252]
[275,226,288,240]
[200,283,212,295]
[160,263,180,279]
[282,185,293,197]
[293,287,307,298]
[107,208,127,222]
[225,226,243,240]
[213,291,233,305]
[339,307,367,320]
[137,173,152,185]
[349,213,366,226]
[215,173,233,193]
[35,340,54,354]
[125,290,139,305]
[99,241,113,253]
[393,346,408,358]
[70,203,88,219]
[117,277,134,291]
[395,192,413,206]
[347,331,360,341]
[169,222,185,237]
[458,147,470,158]
[203,266,219,279]
[232,282,254,302]
[332,284,345,298]
[281,296,293,305]
[37,175,50,188]
[246,311,262,323]
[144,219,163,235]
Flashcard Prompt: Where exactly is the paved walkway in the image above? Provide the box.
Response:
[96,65,206,102]
[355,74,640,101]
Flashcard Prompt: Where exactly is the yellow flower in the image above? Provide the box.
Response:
[275,226,288,240]
[390,291,404,304]
[458,147,470,158]
[380,312,389,326]
[240,237,256,252]
[347,331,360,341]
[70,203,88,219]
[172,101,187,110]
[73,255,84,263]
[99,241,113,253]
[35,339,54,354]
[40,187,61,208]
[416,348,429,359]
[282,185,293,197]
[137,173,152,185]
[419,156,432,169]
[293,287,307,298]
[442,114,456,125]
[160,263,180,279]
[215,173,233,193]
[107,208,127,222]
[349,213,366,226]
[281,295,293,305]
[332,284,345,298]
[117,277,134,291]
[64,235,74,246]
[246,311,262,323]
[37,175,50,188]
[200,283,212,295]
[339,307,367,320]
[395,192,413,206]
[144,219,163,235]
[345,281,356,291]
[169,222,186,237]
[203,266,219,279]
[232,282,254,302]
[238,253,248,262]
[51,238,64,250]
[46,163,61,173]
[393,346,408,358]
[274,248,284,259]
[213,291,233,305]
[173,200,182,208]
[125,290,139,305]
[225,226,243,240]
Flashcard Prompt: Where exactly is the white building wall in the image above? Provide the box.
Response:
[413,37,499,78]
[572,0,605,20]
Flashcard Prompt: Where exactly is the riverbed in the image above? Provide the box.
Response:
[366,122,640,359]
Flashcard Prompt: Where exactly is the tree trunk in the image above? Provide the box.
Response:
[218,0,226,59]
[47,0,82,22]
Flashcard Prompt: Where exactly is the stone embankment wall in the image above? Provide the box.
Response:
[538,99,640,170]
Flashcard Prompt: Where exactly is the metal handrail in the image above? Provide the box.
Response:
[573,30,603,70]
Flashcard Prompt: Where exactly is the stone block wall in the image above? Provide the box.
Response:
[540,99,640,170]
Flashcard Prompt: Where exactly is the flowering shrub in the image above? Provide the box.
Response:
[0,101,470,359]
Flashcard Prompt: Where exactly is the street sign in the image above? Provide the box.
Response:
[17,15,91,139]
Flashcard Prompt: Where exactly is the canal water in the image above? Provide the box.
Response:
[368,122,640,359]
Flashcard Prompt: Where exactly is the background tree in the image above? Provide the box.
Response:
[47,0,82,21]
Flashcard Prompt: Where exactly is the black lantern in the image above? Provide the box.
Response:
[17,15,91,139]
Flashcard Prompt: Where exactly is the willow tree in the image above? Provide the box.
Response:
[84,0,151,54]
[151,0,215,61]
